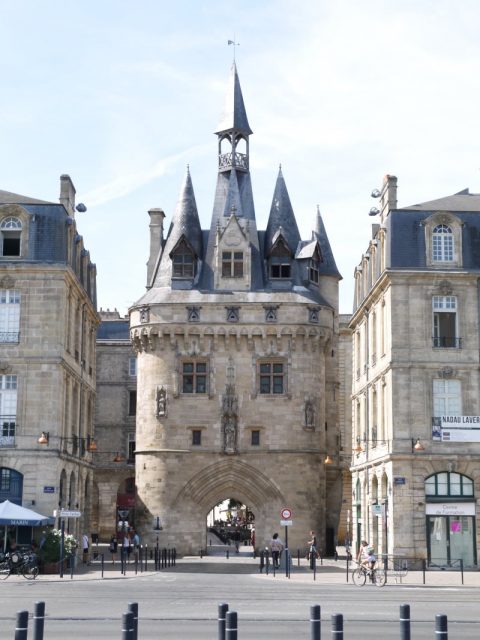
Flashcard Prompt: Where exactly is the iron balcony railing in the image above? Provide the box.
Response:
[432,336,462,348]
[0,416,16,446]
[218,151,248,172]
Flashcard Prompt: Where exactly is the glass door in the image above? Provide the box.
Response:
[428,516,448,566]
[449,516,476,567]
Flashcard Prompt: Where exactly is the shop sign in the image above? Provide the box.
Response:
[432,416,480,442]
[425,502,475,516]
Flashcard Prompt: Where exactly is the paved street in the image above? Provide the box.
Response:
[0,555,479,638]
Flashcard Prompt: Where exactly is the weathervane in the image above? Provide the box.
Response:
[228,38,240,61]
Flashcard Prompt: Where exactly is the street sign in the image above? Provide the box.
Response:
[54,509,81,518]
[280,520,292,526]
[280,507,293,520]
[43,486,55,493]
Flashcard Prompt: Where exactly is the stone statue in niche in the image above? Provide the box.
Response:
[222,383,238,454]
[304,397,315,429]
[156,386,167,418]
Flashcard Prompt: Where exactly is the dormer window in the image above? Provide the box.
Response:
[171,239,195,279]
[269,238,291,279]
[222,251,243,278]
[309,258,319,284]
[432,225,453,262]
[0,217,22,257]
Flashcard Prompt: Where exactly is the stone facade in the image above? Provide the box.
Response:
[350,175,480,567]
[0,176,98,544]
[129,64,343,555]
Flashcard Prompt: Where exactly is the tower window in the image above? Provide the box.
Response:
[259,361,285,394]
[0,217,22,257]
[172,239,195,278]
[192,430,202,446]
[222,251,243,278]
[309,259,319,283]
[251,430,260,446]
[182,361,208,394]
[269,238,291,279]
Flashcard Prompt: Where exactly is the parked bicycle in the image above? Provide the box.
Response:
[351,561,386,587]
[0,550,39,580]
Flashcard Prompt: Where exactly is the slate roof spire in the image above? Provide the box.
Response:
[314,205,341,278]
[264,166,301,255]
[215,62,253,136]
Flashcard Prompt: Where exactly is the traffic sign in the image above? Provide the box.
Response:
[281,507,293,520]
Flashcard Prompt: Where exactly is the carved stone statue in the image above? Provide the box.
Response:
[222,383,238,453]
[156,386,167,418]
[304,398,315,428]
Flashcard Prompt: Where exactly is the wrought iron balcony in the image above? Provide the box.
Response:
[0,416,16,446]
[432,336,462,348]
[0,331,19,343]
[218,152,248,172]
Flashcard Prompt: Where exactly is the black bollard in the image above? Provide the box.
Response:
[435,614,448,640]
[33,601,45,640]
[218,603,229,640]
[101,553,104,579]
[200,548,203,559]
[226,611,237,640]
[310,605,321,640]
[226,549,229,559]
[399,604,410,640]
[122,611,134,640]
[259,550,265,573]
[15,610,29,640]
[297,548,300,567]
[128,602,138,640]
[331,613,343,639]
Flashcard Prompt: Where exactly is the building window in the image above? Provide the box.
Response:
[433,379,461,417]
[0,217,22,257]
[182,361,207,394]
[425,472,473,497]
[309,259,319,284]
[251,430,260,446]
[0,289,20,343]
[0,375,17,446]
[172,239,195,278]
[128,390,137,416]
[222,251,243,278]
[128,357,137,377]
[0,468,10,491]
[433,296,459,348]
[259,361,285,394]
[192,430,202,446]
[432,225,453,262]
[127,434,135,463]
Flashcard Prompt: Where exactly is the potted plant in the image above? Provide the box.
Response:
[39,529,78,573]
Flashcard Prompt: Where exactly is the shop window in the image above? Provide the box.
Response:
[425,472,473,498]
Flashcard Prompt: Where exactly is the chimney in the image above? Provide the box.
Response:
[147,208,165,286]
[380,175,397,222]
[59,174,76,216]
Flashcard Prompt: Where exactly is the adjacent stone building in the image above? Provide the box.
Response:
[129,64,343,555]
[350,175,480,567]
[0,176,98,543]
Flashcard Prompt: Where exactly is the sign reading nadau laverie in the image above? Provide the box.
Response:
[432,416,480,443]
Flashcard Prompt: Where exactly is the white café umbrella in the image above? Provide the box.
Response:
[0,500,52,552]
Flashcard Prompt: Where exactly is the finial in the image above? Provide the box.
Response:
[279,163,282,170]
[228,38,240,62]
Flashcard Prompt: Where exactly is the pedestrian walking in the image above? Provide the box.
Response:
[82,533,89,564]
[270,533,284,569]
[109,534,118,564]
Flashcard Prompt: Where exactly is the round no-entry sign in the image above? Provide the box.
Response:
[281,507,292,520]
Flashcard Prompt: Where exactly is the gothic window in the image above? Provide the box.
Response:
[222,251,243,278]
[269,240,291,279]
[172,239,195,278]
[0,375,17,445]
[258,360,285,395]
[182,361,208,394]
[0,217,22,257]
[432,296,459,348]
[432,225,453,262]
[0,289,20,343]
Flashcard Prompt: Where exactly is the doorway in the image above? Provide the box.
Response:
[206,498,255,555]
[427,515,476,567]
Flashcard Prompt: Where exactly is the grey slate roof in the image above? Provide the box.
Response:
[0,189,54,205]
[403,189,480,212]
[314,207,342,278]
[215,63,253,136]
[264,167,301,255]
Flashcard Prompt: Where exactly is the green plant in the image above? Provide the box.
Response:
[40,529,78,563]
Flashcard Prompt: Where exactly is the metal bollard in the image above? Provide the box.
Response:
[331,614,343,639]
[218,603,229,640]
[399,604,410,640]
[422,558,426,585]
[460,559,464,585]
[101,553,104,579]
[435,614,448,639]
[14,610,29,640]
[310,605,321,640]
[33,601,45,640]
[128,602,138,640]
[226,549,229,559]
[225,611,237,640]
[297,548,300,567]
[122,611,134,640]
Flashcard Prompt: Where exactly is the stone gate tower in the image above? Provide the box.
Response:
[130,64,342,554]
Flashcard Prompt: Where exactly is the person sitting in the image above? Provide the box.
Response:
[357,540,376,570]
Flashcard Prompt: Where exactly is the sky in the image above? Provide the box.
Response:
[1,0,480,315]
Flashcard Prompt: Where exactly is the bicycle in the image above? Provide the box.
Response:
[351,561,386,587]
[0,551,39,580]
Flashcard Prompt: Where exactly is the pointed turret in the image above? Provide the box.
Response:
[153,167,203,287]
[264,166,301,255]
[314,206,341,278]
[216,63,253,137]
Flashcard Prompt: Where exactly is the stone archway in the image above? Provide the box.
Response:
[171,458,285,554]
